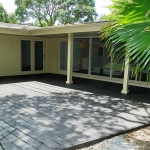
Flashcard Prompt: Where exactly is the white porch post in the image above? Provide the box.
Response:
[121,57,130,94]
[66,33,73,84]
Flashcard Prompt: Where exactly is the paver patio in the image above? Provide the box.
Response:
[0,74,150,150]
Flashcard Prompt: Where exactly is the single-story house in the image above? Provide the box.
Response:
[0,21,149,94]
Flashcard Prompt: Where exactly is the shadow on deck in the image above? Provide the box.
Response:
[0,73,149,150]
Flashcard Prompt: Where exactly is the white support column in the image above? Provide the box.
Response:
[66,33,73,84]
[121,57,130,94]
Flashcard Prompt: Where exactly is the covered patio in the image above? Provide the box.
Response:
[0,22,149,94]
[0,74,150,150]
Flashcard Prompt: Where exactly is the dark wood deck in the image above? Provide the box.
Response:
[0,74,150,150]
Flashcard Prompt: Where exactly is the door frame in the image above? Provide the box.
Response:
[34,39,45,74]
[20,38,45,75]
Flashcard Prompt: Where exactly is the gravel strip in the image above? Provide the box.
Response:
[77,126,150,150]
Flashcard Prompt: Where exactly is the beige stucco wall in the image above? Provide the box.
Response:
[45,38,59,74]
[0,34,65,76]
[45,37,67,74]
[0,35,20,76]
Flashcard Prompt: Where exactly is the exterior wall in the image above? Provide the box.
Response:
[45,38,59,74]
[45,37,67,74]
[0,34,65,77]
[0,34,50,76]
[0,35,20,76]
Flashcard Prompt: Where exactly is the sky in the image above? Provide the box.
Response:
[0,0,112,16]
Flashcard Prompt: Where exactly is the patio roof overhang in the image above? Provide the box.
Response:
[0,21,108,36]
[28,22,108,36]
[0,27,29,36]
[0,21,130,94]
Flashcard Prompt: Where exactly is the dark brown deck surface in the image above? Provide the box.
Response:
[0,74,150,150]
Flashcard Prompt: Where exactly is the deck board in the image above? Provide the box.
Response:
[0,74,150,149]
[0,135,21,150]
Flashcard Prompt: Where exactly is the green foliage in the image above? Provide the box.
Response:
[7,13,18,24]
[103,0,133,21]
[0,3,18,24]
[15,0,97,26]
[101,0,150,81]
[0,3,8,22]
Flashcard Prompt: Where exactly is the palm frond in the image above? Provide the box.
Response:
[101,0,150,81]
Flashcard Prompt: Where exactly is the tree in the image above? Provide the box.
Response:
[15,0,97,26]
[101,0,150,81]
[0,3,8,22]
[0,3,18,24]
[103,0,130,21]
[7,13,19,24]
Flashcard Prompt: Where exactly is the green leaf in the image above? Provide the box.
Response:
[101,0,150,81]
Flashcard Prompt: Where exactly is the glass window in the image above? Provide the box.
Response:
[21,40,31,71]
[73,38,89,74]
[60,41,68,70]
[137,72,146,81]
[35,41,43,70]
[112,45,124,78]
[129,63,136,80]
[137,65,149,82]
[130,62,149,82]
[91,38,111,77]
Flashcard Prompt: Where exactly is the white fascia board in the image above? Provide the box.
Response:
[28,22,108,36]
[0,28,29,36]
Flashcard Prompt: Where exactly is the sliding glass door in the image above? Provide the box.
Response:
[60,41,68,70]
[73,38,89,74]
[59,37,148,84]
[91,38,111,77]
[72,38,111,76]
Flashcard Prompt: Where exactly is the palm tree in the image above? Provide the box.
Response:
[101,0,150,81]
